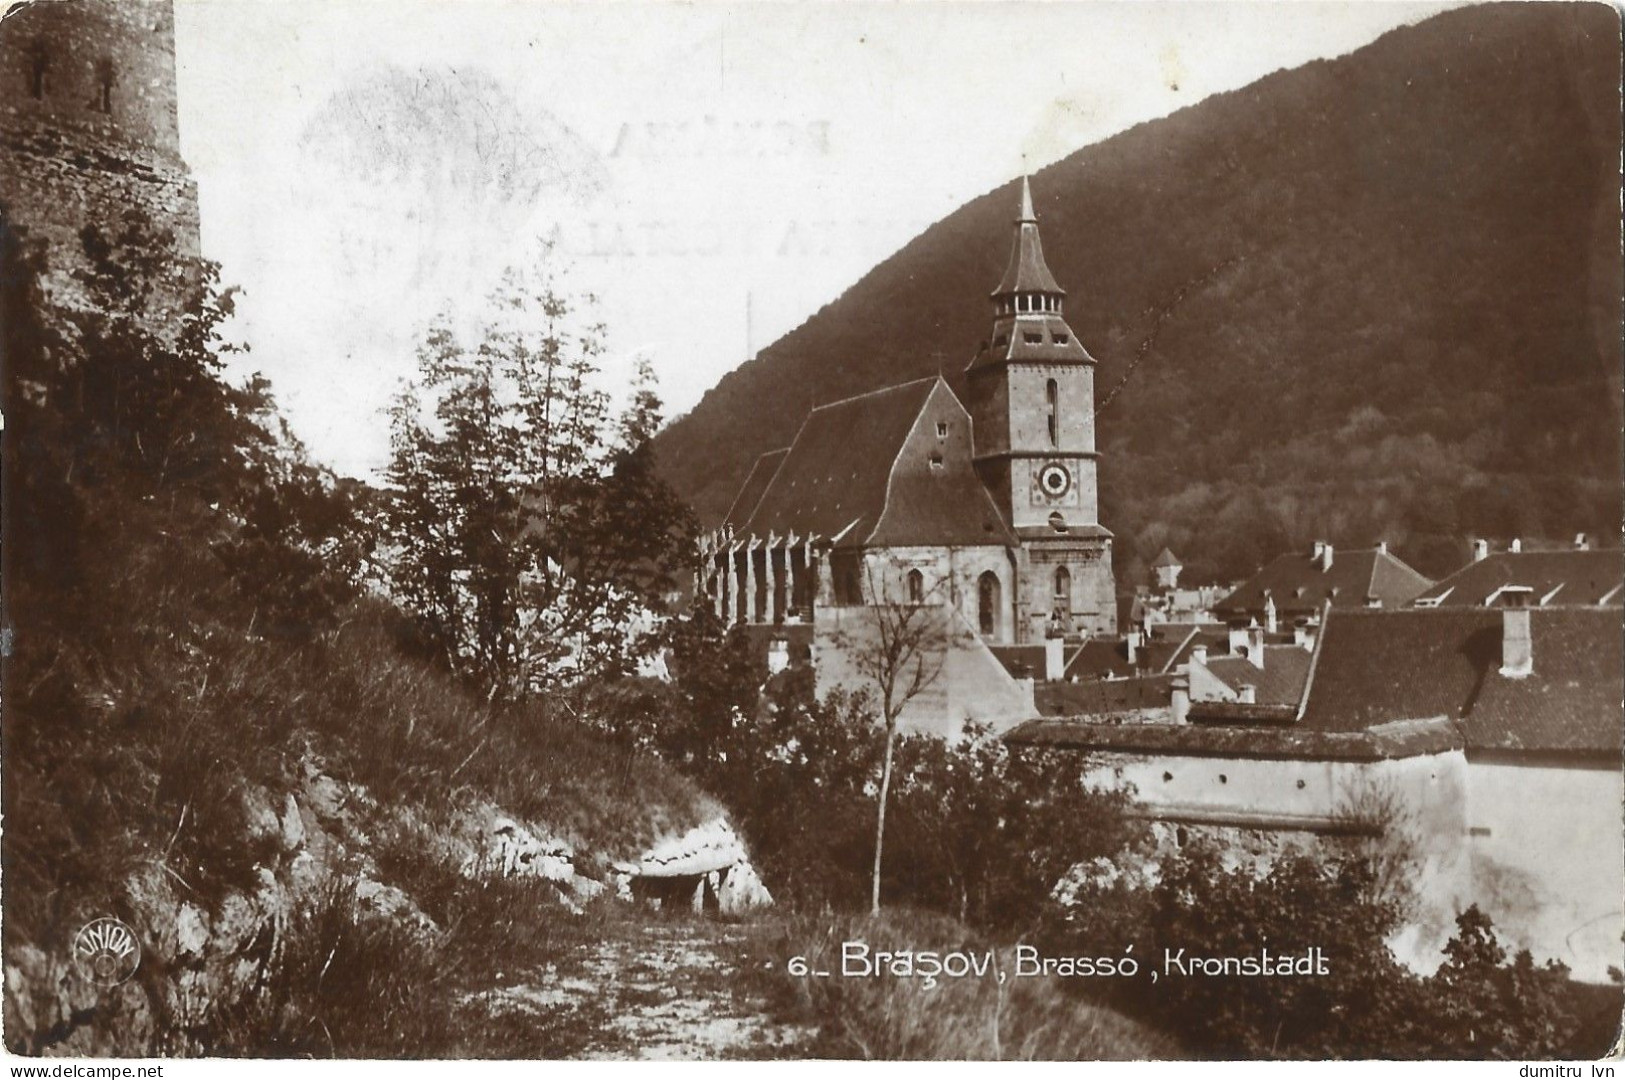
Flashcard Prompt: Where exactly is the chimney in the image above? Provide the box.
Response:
[1575,533,1589,551]
[1498,587,1534,678]
[1044,632,1065,682]
[1263,592,1278,634]
[1125,629,1140,668]
[1376,540,1388,555]
[1293,618,1310,649]
[1191,643,1208,666]
[1228,621,1250,657]
[1247,626,1265,669]
[1170,676,1190,725]
[1471,539,1489,563]
[1509,538,1522,554]
[1318,543,1335,572]
[1237,684,1257,704]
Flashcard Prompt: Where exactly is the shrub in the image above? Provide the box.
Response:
[1040,840,1613,1059]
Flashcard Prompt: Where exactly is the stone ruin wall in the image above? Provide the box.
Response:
[0,0,200,316]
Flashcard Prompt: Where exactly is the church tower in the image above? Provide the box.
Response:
[966,177,1115,640]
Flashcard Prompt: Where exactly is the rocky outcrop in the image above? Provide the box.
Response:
[617,819,773,915]
[4,753,773,1055]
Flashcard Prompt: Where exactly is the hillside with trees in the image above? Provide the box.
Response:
[5,1,1619,1056]
[651,3,1622,585]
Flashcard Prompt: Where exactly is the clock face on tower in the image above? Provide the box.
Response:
[1036,462,1073,500]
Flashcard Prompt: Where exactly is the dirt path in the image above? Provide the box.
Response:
[464,919,817,1059]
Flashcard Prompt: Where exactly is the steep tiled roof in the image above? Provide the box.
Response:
[992,179,1063,296]
[965,179,1095,376]
[1186,702,1299,725]
[989,644,1048,680]
[1008,608,1620,762]
[737,379,926,545]
[743,380,940,543]
[1062,626,1210,680]
[1216,546,1432,617]
[1063,638,1138,680]
[1006,715,1461,762]
[1035,675,1176,718]
[738,378,1013,549]
[965,314,1095,373]
[1299,606,1623,755]
[722,448,787,529]
[868,450,1017,551]
[1150,622,1225,645]
[1203,646,1314,707]
[1414,550,1623,607]
[1151,547,1183,569]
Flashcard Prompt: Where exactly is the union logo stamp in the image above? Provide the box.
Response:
[72,917,140,987]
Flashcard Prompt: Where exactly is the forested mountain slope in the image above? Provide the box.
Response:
[652,3,1621,583]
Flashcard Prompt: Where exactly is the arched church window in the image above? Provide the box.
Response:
[1054,565,1071,598]
[977,571,1000,638]
[95,57,115,112]
[27,41,48,98]
[907,569,924,604]
[1045,378,1059,446]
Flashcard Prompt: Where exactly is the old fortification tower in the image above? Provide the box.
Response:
[965,177,1116,640]
[0,0,200,312]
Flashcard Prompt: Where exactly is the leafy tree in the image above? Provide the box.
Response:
[645,607,1136,922]
[382,261,693,697]
[887,729,1139,929]
[1043,840,1608,1059]
[826,560,949,915]
[2,204,369,938]
[1428,906,1594,1058]
[3,206,363,641]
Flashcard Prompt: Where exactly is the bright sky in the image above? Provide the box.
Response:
[172,0,1458,480]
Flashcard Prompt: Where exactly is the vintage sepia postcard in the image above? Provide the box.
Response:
[1,0,1621,1066]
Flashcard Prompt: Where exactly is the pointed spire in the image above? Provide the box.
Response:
[992,174,1061,298]
[967,172,1096,375]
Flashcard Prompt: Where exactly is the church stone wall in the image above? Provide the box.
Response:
[1021,541,1115,639]
[0,0,200,315]
[859,545,1015,643]
[966,369,1010,458]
